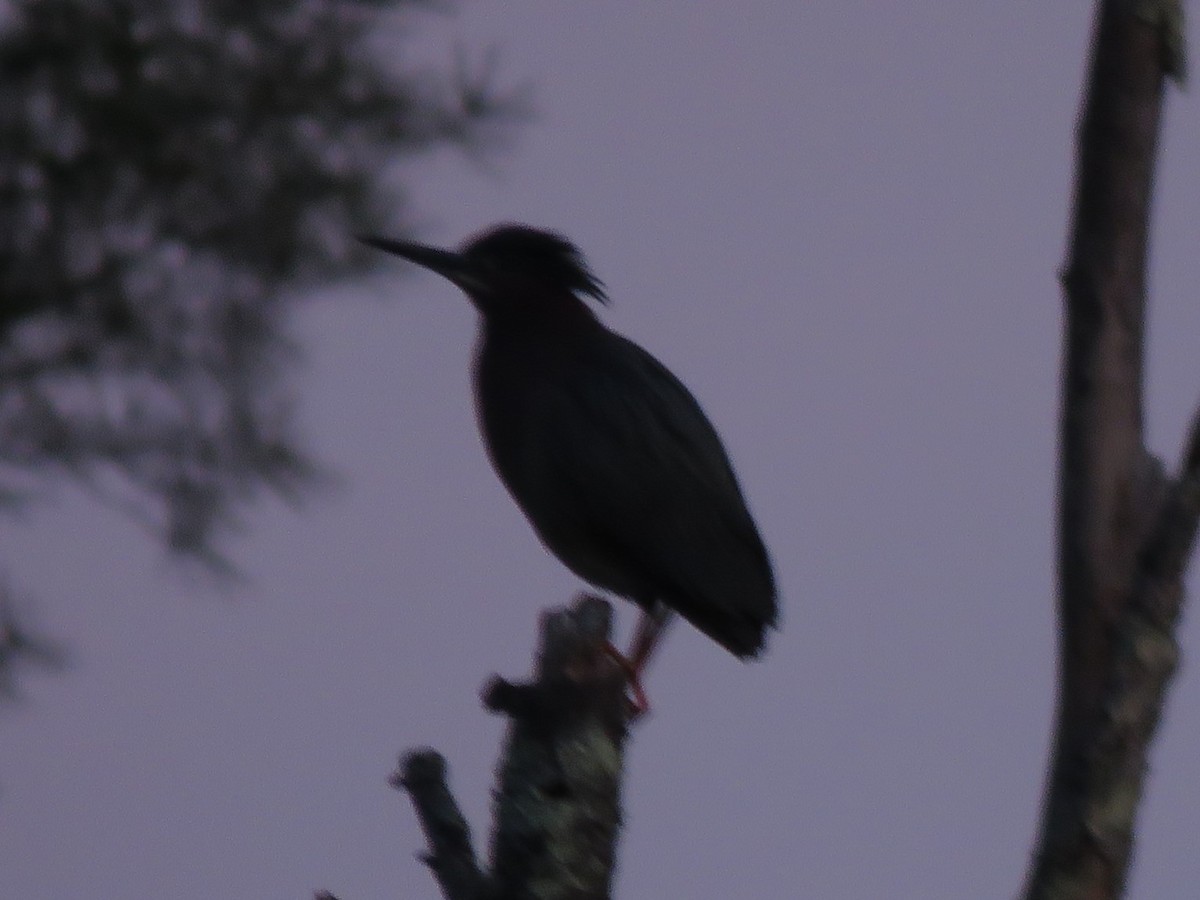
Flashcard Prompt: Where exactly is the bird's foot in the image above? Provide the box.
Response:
[603,641,650,719]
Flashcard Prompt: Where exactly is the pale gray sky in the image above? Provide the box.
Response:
[5,4,1200,898]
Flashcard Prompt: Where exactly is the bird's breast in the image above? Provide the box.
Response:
[472,327,577,508]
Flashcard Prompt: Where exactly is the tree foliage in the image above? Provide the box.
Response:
[0,0,523,678]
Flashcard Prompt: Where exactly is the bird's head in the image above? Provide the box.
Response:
[359,224,608,318]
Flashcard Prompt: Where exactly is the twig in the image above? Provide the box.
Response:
[394,750,487,900]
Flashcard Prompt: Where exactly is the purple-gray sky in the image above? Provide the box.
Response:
[5,4,1200,898]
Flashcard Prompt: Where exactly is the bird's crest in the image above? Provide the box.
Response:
[462,225,609,305]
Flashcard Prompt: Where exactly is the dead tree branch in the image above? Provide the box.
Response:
[395,594,629,900]
[1023,2,1192,898]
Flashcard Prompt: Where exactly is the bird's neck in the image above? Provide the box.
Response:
[480,289,599,335]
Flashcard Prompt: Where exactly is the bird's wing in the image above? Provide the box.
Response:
[519,334,777,655]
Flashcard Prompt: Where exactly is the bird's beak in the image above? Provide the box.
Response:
[357,235,483,293]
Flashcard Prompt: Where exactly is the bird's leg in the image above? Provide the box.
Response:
[602,645,650,717]
[604,602,674,718]
[629,601,673,674]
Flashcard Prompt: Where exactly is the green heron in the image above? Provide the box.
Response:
[361,224,777,710]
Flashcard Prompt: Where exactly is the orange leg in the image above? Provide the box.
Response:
[605,603,674,718]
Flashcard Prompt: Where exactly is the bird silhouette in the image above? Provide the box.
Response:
[361,224,777,710]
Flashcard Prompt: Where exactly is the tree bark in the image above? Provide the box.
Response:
[397,594,629,900]
[1023,2,1192,898]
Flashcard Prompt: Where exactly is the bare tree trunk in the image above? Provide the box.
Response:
[394,595,628,900]
[1023,2,1194,898]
